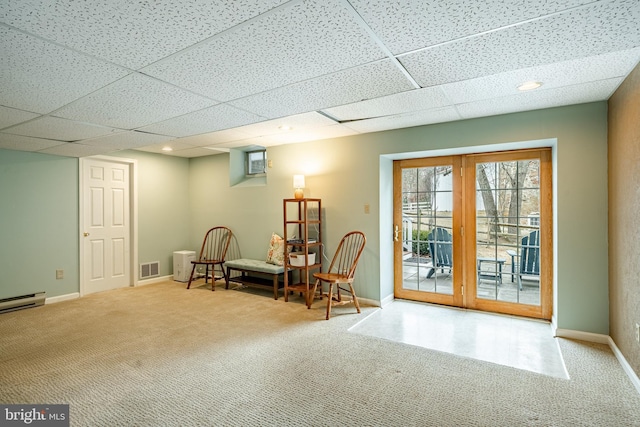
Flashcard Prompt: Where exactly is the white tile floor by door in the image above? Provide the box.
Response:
[349,300,568,379]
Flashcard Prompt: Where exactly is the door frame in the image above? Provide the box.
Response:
[393,155,463,307]
[463,149,553,319]
[79,155,138,296]
[393,148,553,320]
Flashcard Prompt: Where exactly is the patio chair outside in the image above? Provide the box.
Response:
[426,227,453,278]
[507,229,540,290]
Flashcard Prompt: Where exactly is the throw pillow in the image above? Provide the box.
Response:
[266,233,285,266]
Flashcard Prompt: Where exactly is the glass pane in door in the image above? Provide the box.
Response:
[402,165,454,295]
[475,160,541,305]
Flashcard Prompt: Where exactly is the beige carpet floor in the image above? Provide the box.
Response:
[1,280,639,426]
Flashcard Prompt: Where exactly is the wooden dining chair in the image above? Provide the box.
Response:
[187,226,233,291]
[311,231,366,320]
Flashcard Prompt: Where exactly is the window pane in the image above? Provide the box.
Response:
[402,164,454,295]
[247,151,266,175]
[476,160,541,306]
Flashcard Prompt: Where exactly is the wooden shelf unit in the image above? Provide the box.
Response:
[283,198,322,307]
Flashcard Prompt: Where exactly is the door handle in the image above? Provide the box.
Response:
[83,232,90,237]
[394,225,399,242]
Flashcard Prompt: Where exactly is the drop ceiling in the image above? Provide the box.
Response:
[1,0,639,158]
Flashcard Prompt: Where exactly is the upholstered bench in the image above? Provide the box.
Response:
[224,259,286,300]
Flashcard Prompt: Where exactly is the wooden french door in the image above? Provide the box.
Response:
[393,149,552,320]
[393,156,463,307]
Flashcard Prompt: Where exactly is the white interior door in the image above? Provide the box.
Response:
[81,158,131,294]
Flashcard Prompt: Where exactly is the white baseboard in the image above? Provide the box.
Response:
[43,277,171,303]
[608,337,640,395]
[358,296,381,308]
[554,328,610,344]
[555,327,640,395]
[380,293,395,308]
[136,275,173,286]
[45,292,79,304]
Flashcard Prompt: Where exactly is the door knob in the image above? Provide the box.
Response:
[83,232,90,237]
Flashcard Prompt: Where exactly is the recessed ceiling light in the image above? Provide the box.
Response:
[278,125,293,131]
[517,81,542,91]
[161,146,173,152]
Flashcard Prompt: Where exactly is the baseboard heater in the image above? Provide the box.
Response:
[0,292,46,314]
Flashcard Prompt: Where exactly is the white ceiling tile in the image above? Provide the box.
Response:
[1,0,638,158]
[38,143,116,158]
[350,0,591,54]
[245,124,359,146]
[204,140,258,150]
[80,131,175,150]
[0,26,129,114]
[163,146,229,158]
[134,139,200,154]
[168,113,341,149]
[142,0,387,101]
[0,106,40,130]
[53,73,216,129]
[263,112,338,130]
[442,48,640,104]
[215,136,276,148]
[457,79,623,119]
[230,112,337,138]
[323,86,450,121]
[0,0,289,69]
[199,147,231,154]
[4,116,118,141]
[400,0,640,87]
[0,133,66,152]
[174,129,255,147]
[229,60,414,119]
[138,104,266,138]
[343,106,461,133]
[286,124,360,143]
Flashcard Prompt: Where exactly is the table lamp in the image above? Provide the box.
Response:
[293,175,305,199]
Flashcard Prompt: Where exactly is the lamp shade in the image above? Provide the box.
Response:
[293,175,305,189]
[293,175,305,199]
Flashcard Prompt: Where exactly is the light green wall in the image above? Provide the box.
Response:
[189,152,285,261]
[0,150,79,299]
[112,150,191,277]
[0,149,191,301]
[189,102,609,334]
[0,101,609,335]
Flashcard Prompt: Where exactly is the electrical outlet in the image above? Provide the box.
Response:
[56,269,64,280]
[636,323,639,343]
[364,204,370,214]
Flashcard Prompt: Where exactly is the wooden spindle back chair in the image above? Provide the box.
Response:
[187,226,233,291]
[311,231,366,320]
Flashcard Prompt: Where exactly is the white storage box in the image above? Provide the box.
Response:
[173,250,196,282]
[289,252,316,267]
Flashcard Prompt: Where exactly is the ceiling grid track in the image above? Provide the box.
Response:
[340,0,421,89]
[0,0,638,157]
